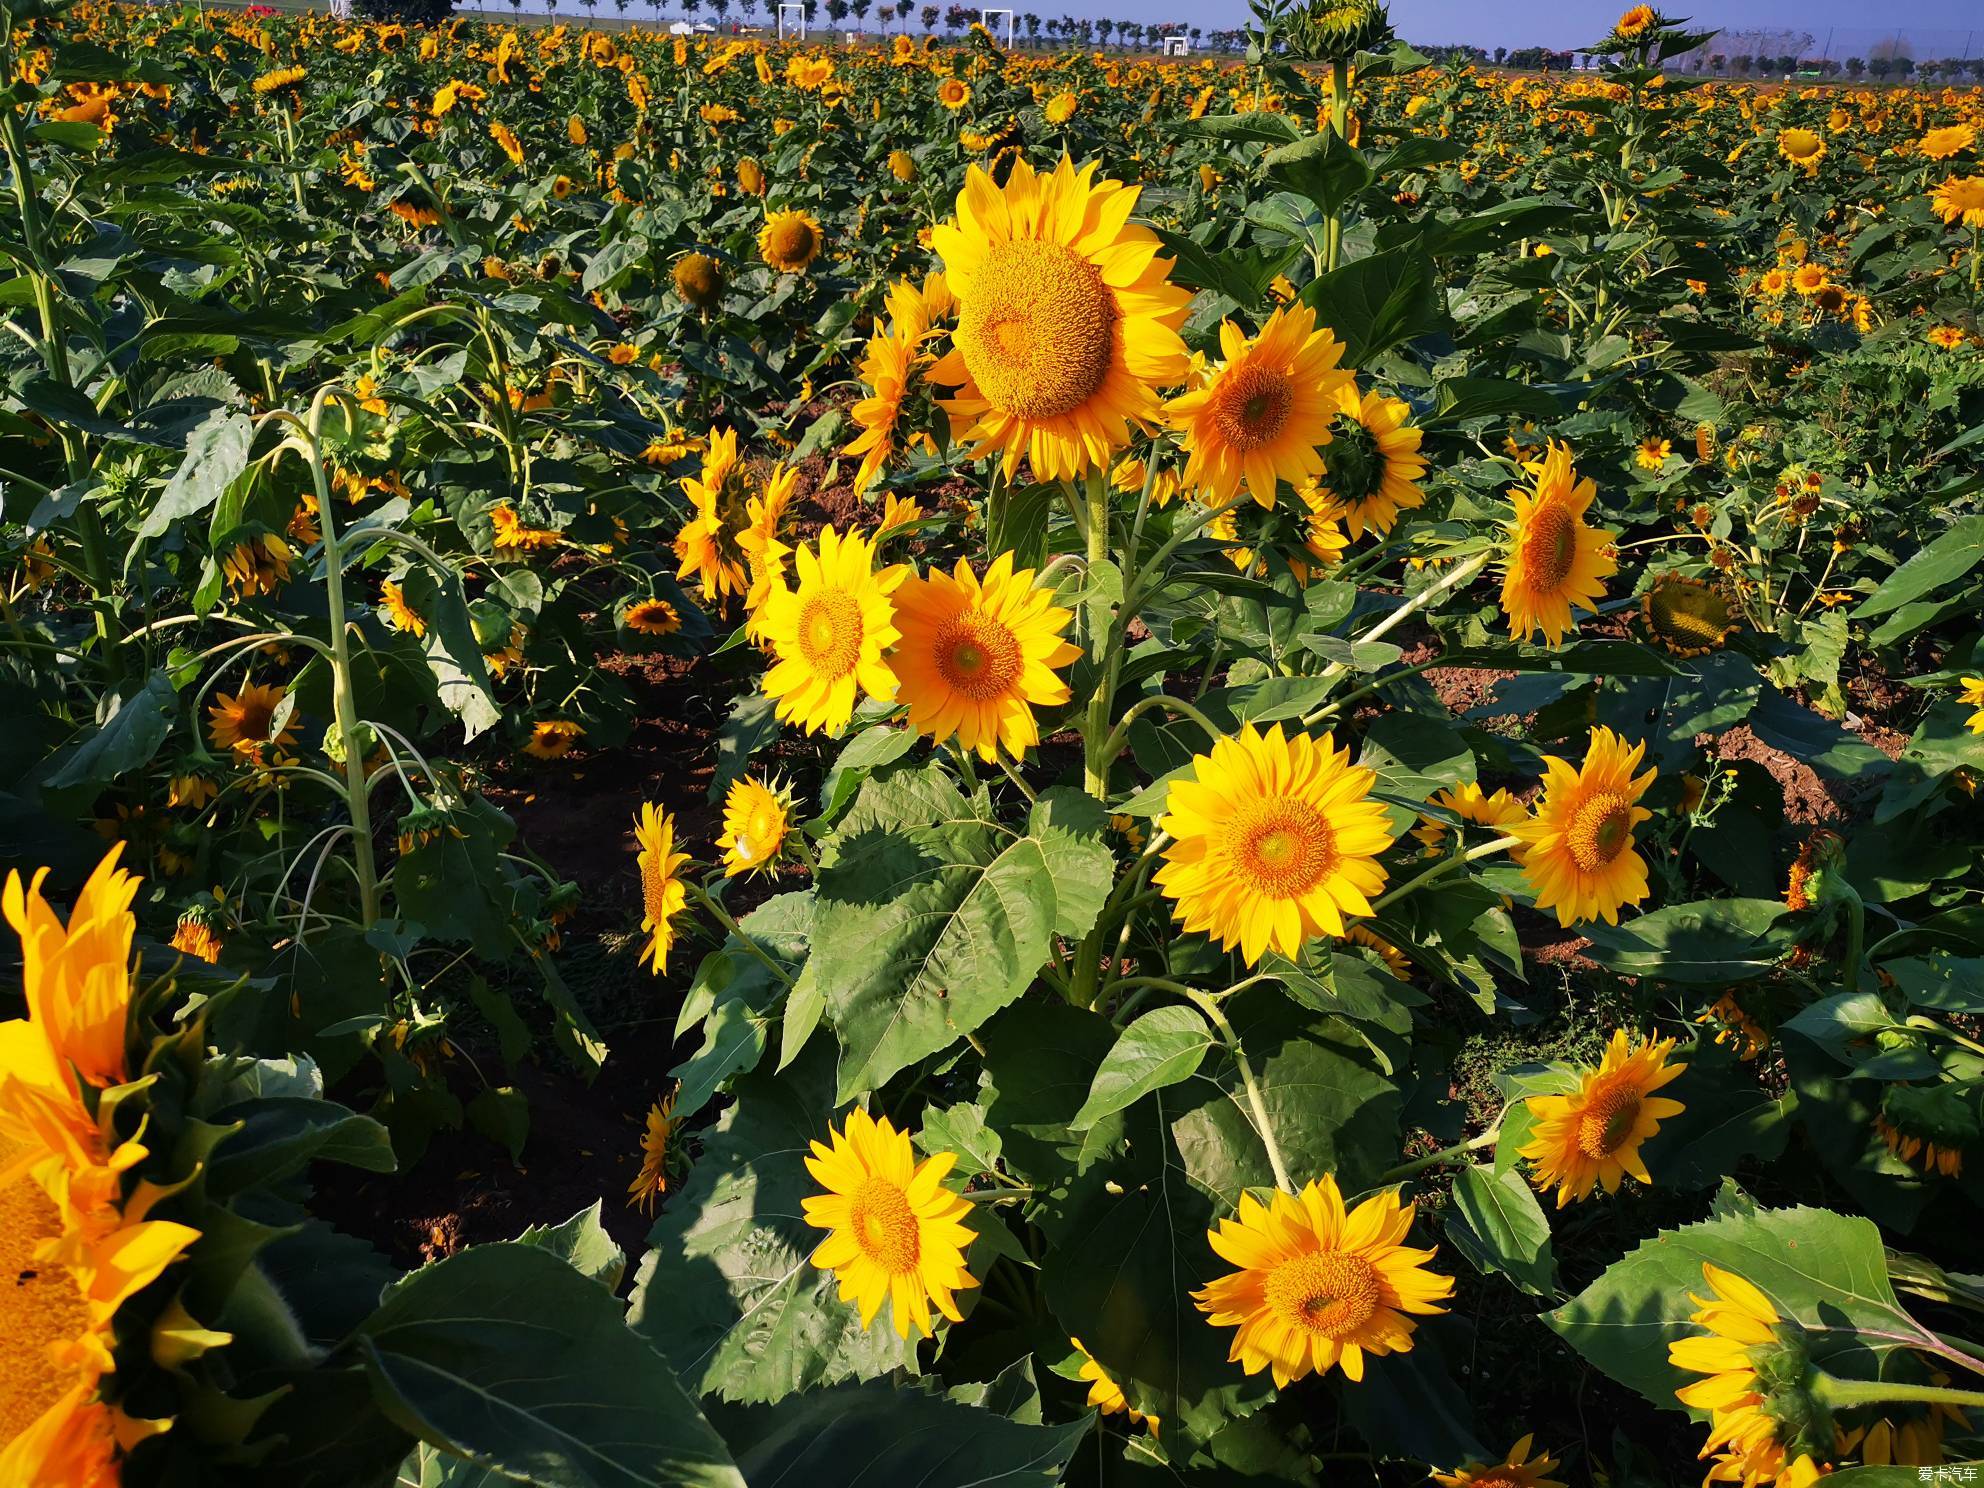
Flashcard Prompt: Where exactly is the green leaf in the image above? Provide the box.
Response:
[1426,377,1564,426]
[1852,516,1984,618]
[668,999,768,1125]
[205,1097,395,1196]
[360,1244,742,1488]
[1299,245,1443,364]
[1444,1163,1556,1296]
[137,407,255,537]
[1070,1005,1217,1131]
[400,568,501,742]
[47,669,178,790]
[1580,900,1791,983]
[465,1086,529,1164]
[1358,712,1475,834]
[1635,1039,1791,1191]
[514,1202,626,1292]
[626,1047,919,1403]
[916,1102,1005,1179]
[980,1000,1125,1193]
[1875,702,1984,823]
[1262,128,1374,217]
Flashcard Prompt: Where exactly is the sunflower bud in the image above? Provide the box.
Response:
[1293,0,1393,59]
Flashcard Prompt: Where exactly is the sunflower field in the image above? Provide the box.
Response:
[4,0,1984,1481]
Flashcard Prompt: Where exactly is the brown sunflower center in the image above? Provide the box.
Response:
[1210,361,1296,452]
[1263,1250,1382,1338]
[1,1143,92,1446]
[639,848,674,924]
[1521,503,1580,591]
[956,240,1118,421]
[767,217,818,266]
[797,589,864,679]
[849,1175,921,1274]
[233,697,275,742]
[1226,796,1338,900]
[1577,1082,1644,1158]
[935,610,1024,700]
[1647,580,1734,651]
[1566,791,1635,873]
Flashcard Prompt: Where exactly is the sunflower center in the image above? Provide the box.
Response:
[796,589,864,679]
[639,851,674,924]
[1,1150,92,1446]
[1226,797,1338,900]
[956,240,1118,421]
[935,610,1024,700]
[234,698,274,741]
[1263,1250,1382,1338]
[1565,791,1635,873]
[768,218,817,264]
[1648,581,1733,649]
[1521,503,1579,591]
[849,1175,921,1274]
[1210,361,1296,452]
[1577,1082,1644,1158]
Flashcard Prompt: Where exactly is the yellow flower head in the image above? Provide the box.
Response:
[206,681,297,760]
[1315,381,1428,540]
[758,207,824,274]
[1070,1336,1158,1436]
[1520,1029,1686,1206]
[627,1090,678,1213]
[1669,1264,1827,1488]
[1433,1435,1567,1488]
[622,598,683,637]
[523,719,584,760]
[1499,442,1617,648]
[759,525,905,736]
[1193,1176,1452,1387]
[1642,575,1739,658]
[1512,725,1656,927]
[717,776,792,880]
[1932,175,1984,231]
[633,802,690,975]
[1777,127,1825,171]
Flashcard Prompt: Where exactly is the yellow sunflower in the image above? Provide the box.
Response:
[490,503,562,552]
[759,525,904,736]
[206,682,297,759]
[844,327,925,493]
[1931,175,1984,230]
[889,553,1081,762]
[1155,724,1396,966]
[1164,303,1354,509]
[759,207,824,273]
[1612,4,1657,38]
[1071,1337,1159,1436]
[1519,1029,1686,1207]
[1313,382,1428,540]
[1499,442,1617,648]
[1433,1435,1567,1488]
[936,77,971,110]
[622,598,682,637]
[927,156,1191,481]
[220,533,290,598]
[633,802,690,976]
[801,1107,978,1340]
[717,776,791,879]
[523,719,584,760]
[380,579,426,637]
[1413,781,1530,854]
[672,251,726,310]
[1193,1176,1452,1386]
[169,910,222,965]
[1776,127,1826,172]
[1917,124,1976,161]
[1642,575,1740,657]
[1790,263,1827,296]
[1669,1264,1828,1488]
[1513,726,1655,926]
[1636,436,1671,471]
[739,463,799,643]
[673,428,751,606]
[627,1090,678,1213]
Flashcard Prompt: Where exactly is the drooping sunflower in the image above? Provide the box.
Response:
[627,1090,678,1213]
[671,251,726,310]
[758,207,824,274]
[1312,382,1428,540]
[758,525,905,736]
[1164,303,1354,509]
[169,908,223,965]
[844,327,926,493]
[220,533,291,598]
[1642,575,1740,657]
[1155,724,1396,967]
[1499,442,1617,648]
[801,1107,978,1340]
[490,503,562,552]
[717,776,792,880]
[1433,1435,1567,1488]
[633,802,690,976]
[1193,1176,1452,1386]
[1071,1337,1159,1436]
[1413,781,1531,855]
[889,553,1081,762]
[206,682,297,759]
[1669,1264,1828,1488]
[1931,175,1984,231]
[1776,127,1826,172]
[622,598,683,637]
[927,156,1191,481]
[673,428,751,606]
[1519,1029,1686,1207]
[1513,726,1656,927]
[380,579,426,637]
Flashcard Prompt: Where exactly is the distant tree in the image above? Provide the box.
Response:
[1023,11,1039,44]
[1188,24,1200,47]
[851,0,871,29]
[1867,55,1892,79]
[1492,45,1506,64]
[919,2,936,29]
[1844,55,1864,77]
[896,0,913,27]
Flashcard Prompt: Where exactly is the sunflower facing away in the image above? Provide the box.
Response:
[889,553,1081,762]
[633,802,690,975]
[759,525,905,736]
[1500,442,1617,648]
[673,428,752,606]
[927,156,1191,481]
[1513,726,1657,927]
[844,326,926,493]
[1193,1176,1452,1386]
[206,681,297,759]
[758,207,823,273]
[627,1089,678,1213]
[1519,1029,1686,1206]
[717,776,791,879]
[1071,1337,1160,1436]
[1643,575,1740,657]
[1164,303,1354,509]
[1433,1435,1567,1488]
[1314,382,1428,540]
[1157,724,1396,966]
[802,1108,978,1340]
[1669,1264,1828,1488]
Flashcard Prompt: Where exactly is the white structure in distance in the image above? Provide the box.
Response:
[980,7,1013,46]
[1163,34,1189,55]
[777,1,805,40]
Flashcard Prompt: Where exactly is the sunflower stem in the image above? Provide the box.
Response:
[1378,1121,1504,1183]
[1189,989,1294,1193]
[964,1187,1034,1205]
[685,881,794,990]
[1299,551,1492,727]
[1371,834,1523,912]
[1809,1372,1984,1414]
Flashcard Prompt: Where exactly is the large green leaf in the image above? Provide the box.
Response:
[359,1244,742,1488]
[47,669,178,790]
[137,406,255,537]
[1299,245,1443,364]
[626,1047,918,1403]
[1852,515,1984,618]
[1874,702,1984,823]
[1444,1163,1556,1297]
[1580,899,1791,983]
[1070,1005,1218,1132]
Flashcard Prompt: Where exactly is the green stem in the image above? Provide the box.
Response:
[1095,693,1224,775]
[1323,57,1351,274]
[1190,989,1293,1193]
[1371,834,1523,912]
[1809,1372,1984,1414]
[684,881,794,990]
[1379,1121,1504,1183]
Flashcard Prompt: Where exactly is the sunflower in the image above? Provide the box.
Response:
[1776,128,1825,172]
[490,503,562,552]
[1156,724,1396,967]
[927,156,1191,481]
[523,719,584,760]
[1917,124,1976,161]
[1755,267,1790,298]
[673,429,751,605]
[1413,781,1530,855]
[250,64,306,94]
[1962,676,1984,735]
[1165,304,1354,509]
[801,1108,978,1340]
[1932,175,1984,231]
[220,533,290,598]
[889,553,1081,762]
[1433,1435,1567,1488]
[1643,575,1740,657]
[1193,1176,1452,1386]
[672,251,726,309]
[633,802,690,976]
[936,77,971,110]
[1698,993,1768,1062]
[1928,325,1971,351]
[206,682,297,759]
[1312,382,1428,539]
[759,525,905,736]
[758,208,824,273]
[622,598,682,637]
[1519,1029,1686,1207]
[1071,1337,1159,1436]
[1499,442,1617,648]
[1635,436,1671,471]
[1874,1105,1965,1179]
[717,776,791,879]
[1789,263,1827,296]
[627,1090,678,1213]
[739,466,798,642]
[1045,91,1079,124]
[1513,726,1656,927]
[1669,1264,1828,1488]
[168,910,222,965]
[380,579,426,638]
[844,327,925,493]
[1612,4,1657,38]
[1346,923,1412,979]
